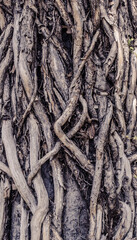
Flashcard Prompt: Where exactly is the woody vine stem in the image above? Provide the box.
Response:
[0,0,137,239]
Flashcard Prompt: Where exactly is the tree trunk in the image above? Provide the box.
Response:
[0,0,137,239]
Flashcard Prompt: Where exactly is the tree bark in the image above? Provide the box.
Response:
[0,0,137,239]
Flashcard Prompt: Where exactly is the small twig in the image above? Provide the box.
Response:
[28,142,61,185]
[38,9,56,42]
[17,68,37,138]
[51,225,63,240]
[44,9,56,42]
[69,29,100,94]
[0,3,13,16]
[36,18,70,63]
[54,0,72,27]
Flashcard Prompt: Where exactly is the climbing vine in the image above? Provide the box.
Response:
[0,0,137,239]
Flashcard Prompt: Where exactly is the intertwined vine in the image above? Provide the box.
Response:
[0,0,137,239]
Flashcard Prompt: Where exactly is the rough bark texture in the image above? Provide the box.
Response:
[0,0,137,239]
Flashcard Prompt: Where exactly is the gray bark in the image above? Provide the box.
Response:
[0,0,137,239]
